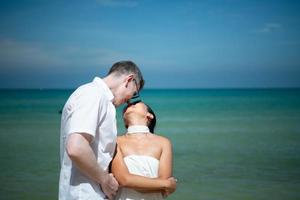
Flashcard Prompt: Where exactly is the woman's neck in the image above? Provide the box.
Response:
[127,117,147,126]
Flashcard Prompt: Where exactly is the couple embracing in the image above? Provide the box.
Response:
[59,61,177,200]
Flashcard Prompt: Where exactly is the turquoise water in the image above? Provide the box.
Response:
[0,89,300,199]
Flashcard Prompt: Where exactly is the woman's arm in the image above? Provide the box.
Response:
[158,137,173,179]
[158,137,176,197]
[111,145,176,193]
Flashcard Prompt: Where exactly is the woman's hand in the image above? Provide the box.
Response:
[162,177,177,198]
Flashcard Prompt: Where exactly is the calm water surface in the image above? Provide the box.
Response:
[0,89,299,200]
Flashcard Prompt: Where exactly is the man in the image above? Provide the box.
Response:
[59,61,144,200]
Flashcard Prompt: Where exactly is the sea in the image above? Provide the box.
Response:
[0,88,299,200]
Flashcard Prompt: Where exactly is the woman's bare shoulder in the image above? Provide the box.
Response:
[152,133,172,145]
[117,135,127,143]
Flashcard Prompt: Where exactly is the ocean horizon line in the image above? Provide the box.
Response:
[0,87,300,91]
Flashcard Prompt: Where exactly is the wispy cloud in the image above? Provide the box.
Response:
[255,23,282,33]
[0,38,128,70]
[0,39,66,68]
[96,0,138,7]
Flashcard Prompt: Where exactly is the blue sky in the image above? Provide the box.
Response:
[0,0,299,88]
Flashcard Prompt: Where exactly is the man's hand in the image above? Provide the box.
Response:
[162,177,177,198]
[100,173,119,199]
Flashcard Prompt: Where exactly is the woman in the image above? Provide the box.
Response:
[111,100,177,199]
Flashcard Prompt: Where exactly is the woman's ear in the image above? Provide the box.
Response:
[146,113,154,120]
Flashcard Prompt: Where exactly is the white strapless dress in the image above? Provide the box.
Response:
[115,155,164,200]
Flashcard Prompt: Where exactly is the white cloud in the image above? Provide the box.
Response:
[96,0,138,7]
[255,23,282,33]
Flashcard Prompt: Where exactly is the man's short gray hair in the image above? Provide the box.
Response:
[107,61,144,90]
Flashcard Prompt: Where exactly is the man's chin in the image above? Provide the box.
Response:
[113,100,124,107]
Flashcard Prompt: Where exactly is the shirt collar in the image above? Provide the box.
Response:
[93,77,114,101]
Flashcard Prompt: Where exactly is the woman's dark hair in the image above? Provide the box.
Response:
[123,100,156,133]
[145,103,156,133]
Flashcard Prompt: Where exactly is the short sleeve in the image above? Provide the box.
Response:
[68,87,103,138]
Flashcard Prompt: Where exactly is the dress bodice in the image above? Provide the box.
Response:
[115,155,163,200]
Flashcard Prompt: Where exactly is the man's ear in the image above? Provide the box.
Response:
[125,74,134,88]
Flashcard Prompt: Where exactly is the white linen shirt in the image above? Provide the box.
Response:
[59,77,117,200]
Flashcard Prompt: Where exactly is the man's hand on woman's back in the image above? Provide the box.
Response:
[100,173,119,200]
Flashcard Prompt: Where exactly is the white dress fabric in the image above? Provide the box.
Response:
[115,155,164,200]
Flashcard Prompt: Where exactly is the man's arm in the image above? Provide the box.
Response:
[111,145,176,193]
[67,133,119,199]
